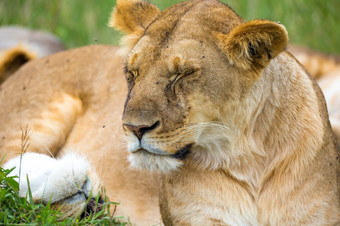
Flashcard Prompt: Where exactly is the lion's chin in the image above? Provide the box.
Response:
[128,149,182,173]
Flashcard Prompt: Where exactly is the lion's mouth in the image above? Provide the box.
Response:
[135,143,193,160]
[171,143,193,160]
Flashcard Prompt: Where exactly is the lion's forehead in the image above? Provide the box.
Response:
[126,0,243,72]
[128,38,206,73]
[144,0,242,41]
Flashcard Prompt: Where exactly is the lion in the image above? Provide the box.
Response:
[1,0,339,225]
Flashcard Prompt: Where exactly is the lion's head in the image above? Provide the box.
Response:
[111,0,288,172]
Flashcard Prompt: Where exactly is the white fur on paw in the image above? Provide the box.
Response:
[3,152,101,207]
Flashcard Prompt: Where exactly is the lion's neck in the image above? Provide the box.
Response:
[224,53,325,192]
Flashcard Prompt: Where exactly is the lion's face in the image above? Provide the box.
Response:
[112,0,288,172]
[122,36,242,172]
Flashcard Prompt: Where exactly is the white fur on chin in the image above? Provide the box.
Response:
[128,150,182,173]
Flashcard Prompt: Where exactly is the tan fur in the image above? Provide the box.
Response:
[1,0,339,225]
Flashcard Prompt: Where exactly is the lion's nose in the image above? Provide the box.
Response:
[123,121,160,140]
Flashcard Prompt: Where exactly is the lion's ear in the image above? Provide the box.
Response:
[0,45,35,84]
[217,20,288,70]
[109,0,160,34]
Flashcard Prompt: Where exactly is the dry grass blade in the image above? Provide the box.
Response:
[18,125,31,189]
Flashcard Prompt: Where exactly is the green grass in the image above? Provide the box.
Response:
[1,0,339,54]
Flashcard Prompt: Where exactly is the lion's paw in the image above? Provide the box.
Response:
[3,152,103,218]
